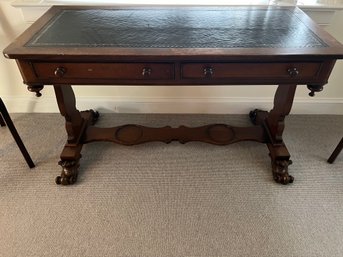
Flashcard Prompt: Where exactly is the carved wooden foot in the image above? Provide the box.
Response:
[249,109,268,125]
[272,159,294,185]
[82,109,99,125]
[91,110,99,125]
[249,109,259,125]
[55,159,80,185]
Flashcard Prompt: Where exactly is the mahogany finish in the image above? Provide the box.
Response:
[3,6,343,185]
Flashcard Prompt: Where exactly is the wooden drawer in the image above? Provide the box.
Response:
[181,62,322,80]
[32,62,174,80]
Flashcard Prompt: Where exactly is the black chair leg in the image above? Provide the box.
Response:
[0,113,6,127]
[0,98,35,168]
[327,137,343,164]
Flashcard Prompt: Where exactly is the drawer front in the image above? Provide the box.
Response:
[181,62,321,80]
[32,62,174,80]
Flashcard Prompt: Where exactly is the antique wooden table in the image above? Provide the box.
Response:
[4,6,343,185]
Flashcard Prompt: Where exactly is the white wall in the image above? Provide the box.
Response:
[1,2,343,114]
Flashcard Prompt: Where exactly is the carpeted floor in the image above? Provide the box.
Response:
[0,113,342,257]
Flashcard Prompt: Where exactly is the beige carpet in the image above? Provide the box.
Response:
[0,113,342,257]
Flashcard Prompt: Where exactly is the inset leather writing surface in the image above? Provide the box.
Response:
[26,8,327,49]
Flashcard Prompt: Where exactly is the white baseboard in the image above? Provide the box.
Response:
[2,96,343,115]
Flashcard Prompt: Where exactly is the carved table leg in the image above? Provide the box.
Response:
[56,159,80,185]
[54,85,99,185]
[263,84,297,184]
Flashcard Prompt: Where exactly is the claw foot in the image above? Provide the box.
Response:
[82,109,99,125]
[56,160,80,185]
[272,159,294,185]
[249,109,259,125]
[90,109,99,125]
[249,109,268,125]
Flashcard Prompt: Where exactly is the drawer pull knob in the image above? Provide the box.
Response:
[287,67,299,77]
[54,67,66,77]
[204,67,214,77]
[142,67,152,77]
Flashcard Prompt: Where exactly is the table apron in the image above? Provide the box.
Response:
[16,60,336,86]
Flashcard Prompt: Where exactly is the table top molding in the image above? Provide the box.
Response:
[4,6,343,60]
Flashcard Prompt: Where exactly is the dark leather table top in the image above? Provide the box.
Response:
[26,8,327,49]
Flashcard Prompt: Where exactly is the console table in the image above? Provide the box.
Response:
[4,6,343,185]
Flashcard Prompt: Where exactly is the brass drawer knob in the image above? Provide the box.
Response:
[287,67,299,77]
[54,67,66,77]
[203,67,214,77]
[142,67,152,77]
